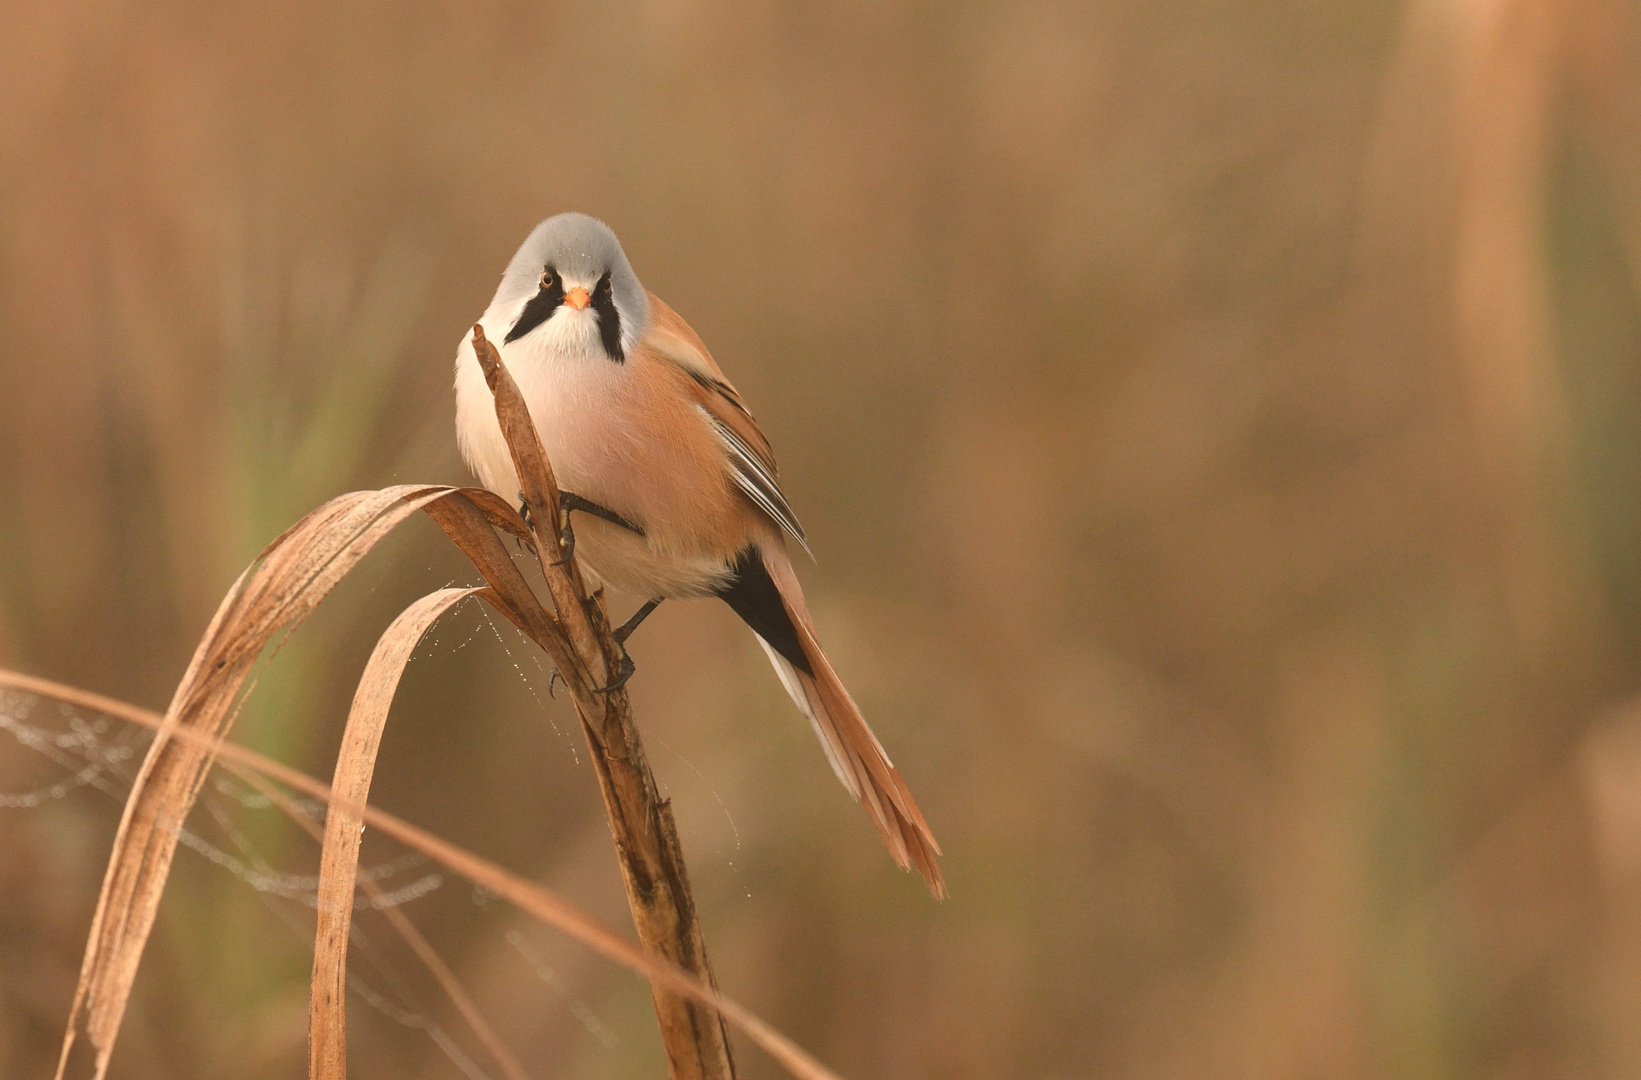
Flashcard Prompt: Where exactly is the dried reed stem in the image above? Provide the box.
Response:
[0,669,842,1080]
[310,586,493,1079]
[226,718,533,1080]
[469,323,738,1080]
[34,322,758,1080]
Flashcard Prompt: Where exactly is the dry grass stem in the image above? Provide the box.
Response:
[28,321,822,1080]
[226,738,532,1080]
[55,484,465,1080]
[0,670,845,1080]
[309,586,492,1080]
[467,323,738,1079]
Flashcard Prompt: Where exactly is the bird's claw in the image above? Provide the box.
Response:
[521,492,577,565]
[513,494,534,551]
[592,651,636,695]
[548,509,576,566]
[542,650,630,696]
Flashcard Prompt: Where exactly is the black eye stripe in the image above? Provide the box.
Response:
[590,270,624,362]
[505,263,565,343]
[503,264,623,360]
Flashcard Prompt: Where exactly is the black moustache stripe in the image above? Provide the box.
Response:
[505,267,565,343]
[591,271,624,362]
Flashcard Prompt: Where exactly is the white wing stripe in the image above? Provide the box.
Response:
[696,405,811,554]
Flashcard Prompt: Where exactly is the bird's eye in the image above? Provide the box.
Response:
[540,269,555,289]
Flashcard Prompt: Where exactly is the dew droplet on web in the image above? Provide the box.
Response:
[477,602,580,765]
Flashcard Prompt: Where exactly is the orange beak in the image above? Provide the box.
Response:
[564,286,591,311]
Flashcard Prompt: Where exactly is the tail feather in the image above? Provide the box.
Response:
[755,637,854,792]
[757,547,946,899]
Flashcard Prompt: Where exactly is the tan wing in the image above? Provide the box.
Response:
[643,293,810,554]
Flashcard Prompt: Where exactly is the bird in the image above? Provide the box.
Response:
[454,213,944,897]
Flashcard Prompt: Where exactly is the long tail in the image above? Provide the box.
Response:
[743,545,946,898]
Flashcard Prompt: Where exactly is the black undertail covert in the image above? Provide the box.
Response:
[715,547,813,675]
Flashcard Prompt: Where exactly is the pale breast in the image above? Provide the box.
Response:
[453,311,758,600]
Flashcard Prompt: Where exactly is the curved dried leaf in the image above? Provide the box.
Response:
[57,485,479,1080]
[468,325,613,684]
[421,490,596,696]
[0,670,846,1080]
[311,586,487,1080]
[224,750,531,1080]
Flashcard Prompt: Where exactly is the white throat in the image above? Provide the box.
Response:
[499,300,609,367]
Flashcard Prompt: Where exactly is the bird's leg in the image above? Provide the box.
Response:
[536,491,653,682]
[560,492,645,536]
[591,599,661,695]
[612,599,661,643]
[543,598,661,696]
[549,491,644,567]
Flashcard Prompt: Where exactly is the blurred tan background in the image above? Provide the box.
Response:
[5,0,1641,1076]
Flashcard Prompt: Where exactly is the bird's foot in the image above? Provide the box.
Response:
[541,648,631,696]
[548,511,576,566]
[513,493,534,551]
[592,648,636,695]
[519,491,579,566]
[591,598,660,693]
[542,597,657,697]
[549,492,643,567]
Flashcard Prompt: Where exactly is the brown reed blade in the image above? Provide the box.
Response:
[47,321,777,1080]
[469,323,739,1078]
[468,324,615,685]
[468,324,565,559]
[421,488,600,704]
[47,476,584,1080]
[224,730,531,1080]
[56,485,465,1080]
[0,669,846,1080]
[310,586,490,1080]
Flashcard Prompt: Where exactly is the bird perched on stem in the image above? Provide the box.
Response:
[454,213,944,897]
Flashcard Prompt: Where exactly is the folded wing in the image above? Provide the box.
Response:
[644,292,810,554]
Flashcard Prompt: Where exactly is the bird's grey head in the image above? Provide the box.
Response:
[494,213,649,361]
